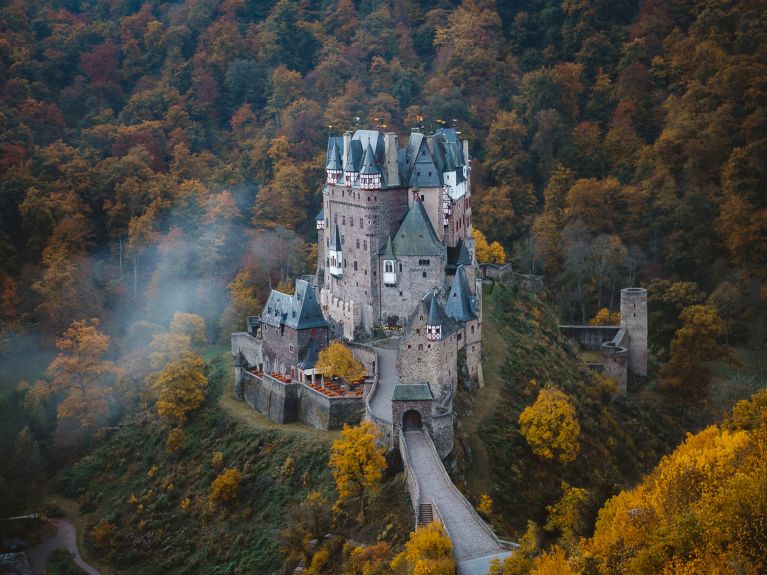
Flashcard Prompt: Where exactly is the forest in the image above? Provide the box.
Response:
[0,0,765,573]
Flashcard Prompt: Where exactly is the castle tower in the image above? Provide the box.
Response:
[620,287,648,376]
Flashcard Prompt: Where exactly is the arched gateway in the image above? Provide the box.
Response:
[403,409,422,431]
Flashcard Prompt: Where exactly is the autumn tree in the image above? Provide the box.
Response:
[519,387,581,464]
[46,319,116,433]
[170,312,206,347]
[316,341,366,383]
[148,332,208,424]
[647,279,706,360]
[590,308,620,326]
[585,395,767,574]
[391,521,455,575]
[343,541,392,575]
[329,421,386,521]
[660,305,739,402]
[473,229,505,264]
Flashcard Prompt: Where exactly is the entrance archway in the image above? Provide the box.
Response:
[403,409,422,432]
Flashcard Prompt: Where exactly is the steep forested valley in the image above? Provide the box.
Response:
[0,0,765,574]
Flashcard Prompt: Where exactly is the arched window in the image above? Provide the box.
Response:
[384,261,393,273]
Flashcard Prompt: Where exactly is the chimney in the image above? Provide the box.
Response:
[462,139,470,164]
[343,131,353,169]
[384,132,400,187]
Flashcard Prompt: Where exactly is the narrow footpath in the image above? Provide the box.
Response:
[368,341,399,424]
[28,518,101,575]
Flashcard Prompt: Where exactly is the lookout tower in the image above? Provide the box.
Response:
[620,287,648,377]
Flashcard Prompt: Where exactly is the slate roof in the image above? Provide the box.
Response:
[392,383,433,401]
[408,138,442,188]
[260,279,328,330]
[446,239,472,270]
[326,141,343,170]
[445,265,477,322]
[382,235,395,259]
[315,208,324,222]
[427,293,442,327]
[360,143,382,175]
[297,339,320,370]
[391,201,445,257]
[329,223,342,251]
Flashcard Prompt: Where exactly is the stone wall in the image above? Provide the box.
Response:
[392,398,433,445]
[346,341,378,377]
[431,411,454,458]
[559,325,621,350]
[379,254,446,326]
[242,372,300,423]
[231,332,264,368]
[299,385,364,430]
[399,324,458,402]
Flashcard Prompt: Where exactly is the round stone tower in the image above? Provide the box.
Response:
[620,287,648,377]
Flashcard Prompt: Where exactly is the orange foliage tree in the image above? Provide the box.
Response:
[46,319,116,433]
[316,341,366,383]
[518,387,581,464]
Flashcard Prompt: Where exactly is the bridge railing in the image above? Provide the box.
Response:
[398,428,421,529]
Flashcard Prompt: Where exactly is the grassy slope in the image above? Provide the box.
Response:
[53,354,411,574]
[456,284,683,537]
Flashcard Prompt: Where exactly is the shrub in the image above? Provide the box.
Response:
[209,468,243,507]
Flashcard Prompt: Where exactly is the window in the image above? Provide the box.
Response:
[359,218,363,228]
[399,263,403,272]
[334,214,338,223]
[385,261,393,273]
[363,241,367,250]
[350,217,354,227]
[416,329,420,335]
[418,259,430,266]
[399,291,403,296]
[342,215,346,225]
[289,344,294,352]
[354,261,358,271]
[356,239,360,249]
[422,271,427,278]
[418,344,423,350]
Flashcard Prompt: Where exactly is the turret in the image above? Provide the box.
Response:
[426,295,442,341]
[328,224,343,276]
[382,235,396,285]
[326,142,343,183]
[360,143,382,189]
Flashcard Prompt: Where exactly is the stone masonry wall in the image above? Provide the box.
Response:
[379,254,445,325]
[399,324,458,403]
[242,372,300,423]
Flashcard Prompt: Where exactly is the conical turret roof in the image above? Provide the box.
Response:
[382,235,395,259]
[329,223,342,251]
[427,293,442,327]
[360,143,382,175]
[326,141,343,170]
[445,265,477,321]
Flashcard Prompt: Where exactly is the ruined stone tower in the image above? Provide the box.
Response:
[620,287,648,376]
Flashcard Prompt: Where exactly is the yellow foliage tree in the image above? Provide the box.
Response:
[47,318,117,432]
[329,421,386,521]
[589,308,620,326]
[519,387,581,463]
[316,341,366,383]
[473,229,506,264]
[391,521,455,575]
[478,494,494,518]
[165,427,186,454]
[209,468,243,507]
[584,393,767,575]
[343,541,392,575]
[545,482,589,543]
[529,545,574,575]
[169,312,206,346]
[90,519,116,550]
[147,332,207,424]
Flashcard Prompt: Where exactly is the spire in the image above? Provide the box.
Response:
[360,143,381,175]
[445,265,477,322]
[326,141,343,170]
[427,294,441,327]
[383,235,395,259]
[329,223,342,251]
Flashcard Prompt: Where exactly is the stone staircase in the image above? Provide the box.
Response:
[417,502,434,527]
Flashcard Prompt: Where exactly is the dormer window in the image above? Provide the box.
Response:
[383,259,396,286]
[426,325,442,341]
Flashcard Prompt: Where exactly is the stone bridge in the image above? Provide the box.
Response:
[363,339,515,574]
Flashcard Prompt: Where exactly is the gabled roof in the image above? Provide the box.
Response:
[326,141,343,170]
[392,383,433,401]
[392,201,445,257]
[261,279,328,330]
[405,290,458,337]
[360,143,381,175]
[329,223,342,251]
[445,265,477,322]
[408,139,442,188]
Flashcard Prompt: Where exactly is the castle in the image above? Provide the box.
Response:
[231,128,482,456]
